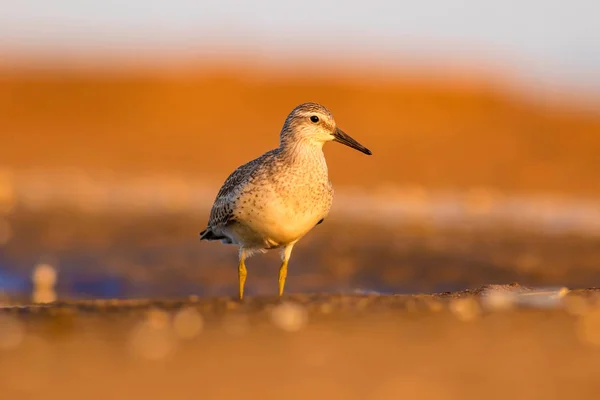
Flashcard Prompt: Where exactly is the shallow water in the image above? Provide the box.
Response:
[2,210,600,302]
[1,171,600,301]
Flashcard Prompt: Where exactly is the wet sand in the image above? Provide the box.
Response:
[2,288,600,399]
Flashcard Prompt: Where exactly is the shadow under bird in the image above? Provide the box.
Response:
[200,102,372,299]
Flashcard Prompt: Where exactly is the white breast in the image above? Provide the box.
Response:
[235,180,331,247]
[228,144,334,249]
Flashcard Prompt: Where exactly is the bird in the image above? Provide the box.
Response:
[199,102,372,299]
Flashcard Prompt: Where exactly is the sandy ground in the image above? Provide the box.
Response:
[2,289,600,400]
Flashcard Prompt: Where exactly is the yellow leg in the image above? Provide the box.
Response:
[238,249,247,300]
[278,243,296,296]
[278,260,288,296]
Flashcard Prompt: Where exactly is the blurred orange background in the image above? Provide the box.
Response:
[2,62,600,197]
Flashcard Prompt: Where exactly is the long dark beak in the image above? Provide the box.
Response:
[333,127,372,155]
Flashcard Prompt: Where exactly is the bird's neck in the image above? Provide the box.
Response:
[279,140,328,170]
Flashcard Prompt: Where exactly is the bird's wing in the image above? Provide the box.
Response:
[207,150,275,230]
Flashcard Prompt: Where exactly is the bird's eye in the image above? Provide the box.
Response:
[310,115,319,123]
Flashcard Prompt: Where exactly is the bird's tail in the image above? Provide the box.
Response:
[199,228,225,241]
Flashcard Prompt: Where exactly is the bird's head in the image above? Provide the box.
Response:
[279,102,372,155]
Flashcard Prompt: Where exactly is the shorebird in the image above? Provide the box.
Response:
[200,102,371,299]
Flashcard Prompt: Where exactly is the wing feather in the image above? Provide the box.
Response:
[205,150,277,231]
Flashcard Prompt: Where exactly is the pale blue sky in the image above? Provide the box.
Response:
[1,0,599,93]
